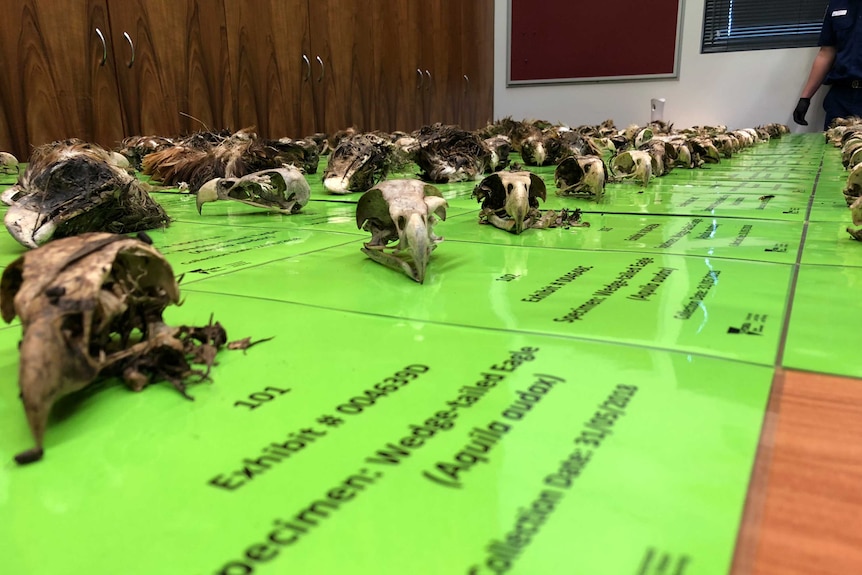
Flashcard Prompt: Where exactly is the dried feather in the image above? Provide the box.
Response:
[413,124,491,183]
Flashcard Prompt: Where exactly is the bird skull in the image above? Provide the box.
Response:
[639,140,678,177]
[0,151,19,175]
[842,139,862,167]
[688,138,722,164]
[355,179,447,283]
[472,171,548,234]
[484,135,512,172]
[850,195,862,226]
[844,162,862,206]
[196,167,311,214]
[554,156,607,200]
[611,150,653,187]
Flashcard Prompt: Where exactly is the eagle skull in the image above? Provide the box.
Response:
[355,179,447,283]
[554,156,607,200]
[196,166,311,215]
[472,171,557,234]
[611,150,653,187]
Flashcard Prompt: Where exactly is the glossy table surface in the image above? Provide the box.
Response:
[0,134,859,575]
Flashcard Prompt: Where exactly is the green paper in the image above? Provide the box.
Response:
[539,187,809,221]
[442,213,802,264]
[659,168,815,184]
[800,221,862,265]
[783,264,862,377]
[809,199,850,223]
[144,222,363,278]
[153,193,477,236]
[0,293,771,575]
[719,157,822,167]
[648,180,812,194]
[183,244,791,364]
[436,177,811,220]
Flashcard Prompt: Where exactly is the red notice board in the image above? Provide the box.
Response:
[509,0,682,85]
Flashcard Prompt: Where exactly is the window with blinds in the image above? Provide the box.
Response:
[702,0,830,53]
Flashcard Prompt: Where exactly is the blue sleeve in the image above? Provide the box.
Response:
[820,4,835,46]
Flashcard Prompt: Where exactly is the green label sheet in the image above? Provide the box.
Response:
[0,296,772,575]
[1,132,857,575]
[783,264,862,378]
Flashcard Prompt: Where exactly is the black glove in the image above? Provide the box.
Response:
[793,97,810,126]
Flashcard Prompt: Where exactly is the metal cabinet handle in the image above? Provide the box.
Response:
[123,32,135,68]
[316,56,324,82]
[416,68,423,90]
[425,70,431,91]
[95,27,107,66]
[302,54,310,81]
[463,74,470,91]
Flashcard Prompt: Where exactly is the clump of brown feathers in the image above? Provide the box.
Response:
[118,135,176,170]
[413,124,491,183]
[322,132,394,194]
[142,128,318,193]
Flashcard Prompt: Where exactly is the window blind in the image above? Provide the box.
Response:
[702,0,830,53]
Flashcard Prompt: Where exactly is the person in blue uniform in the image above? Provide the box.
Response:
[794,1,862,129]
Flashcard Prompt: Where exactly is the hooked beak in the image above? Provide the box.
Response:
[404,212,431,283]
[323,175,351,194]
[504,185,529,235]
[4,205,58,249]
[196,178,221,214]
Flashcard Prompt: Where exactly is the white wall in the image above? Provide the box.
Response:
[494,0,827,132]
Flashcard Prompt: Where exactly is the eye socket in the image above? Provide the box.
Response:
[506,183,514,192]
[397,215,407,230]
[61,312,85,338]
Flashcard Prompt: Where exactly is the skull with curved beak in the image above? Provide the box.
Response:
[844,161,862,207]
[0,151,19,175]
[473,171,554,234]
[610,150,653,187]
[554,156,607,200]
[356,179,447,283]
[196,166,311,215]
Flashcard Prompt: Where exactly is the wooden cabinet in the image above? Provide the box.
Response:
[227,0,493,137]
[0,0,493,158]
[0,0,124,159]
[460,0,495,130]
[224,0,315,138]
[307,0,376,134]
[108,0,232,137]
[371,0,422,133]
[385,0,494,131]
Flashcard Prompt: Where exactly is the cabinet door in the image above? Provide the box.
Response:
[308,0,376,134]
[460,0,494,130]
[108,0,232,137]
[370,0,422,132]
[224,0,314,138]
[409,0,464,128]
[0,0,123,156]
